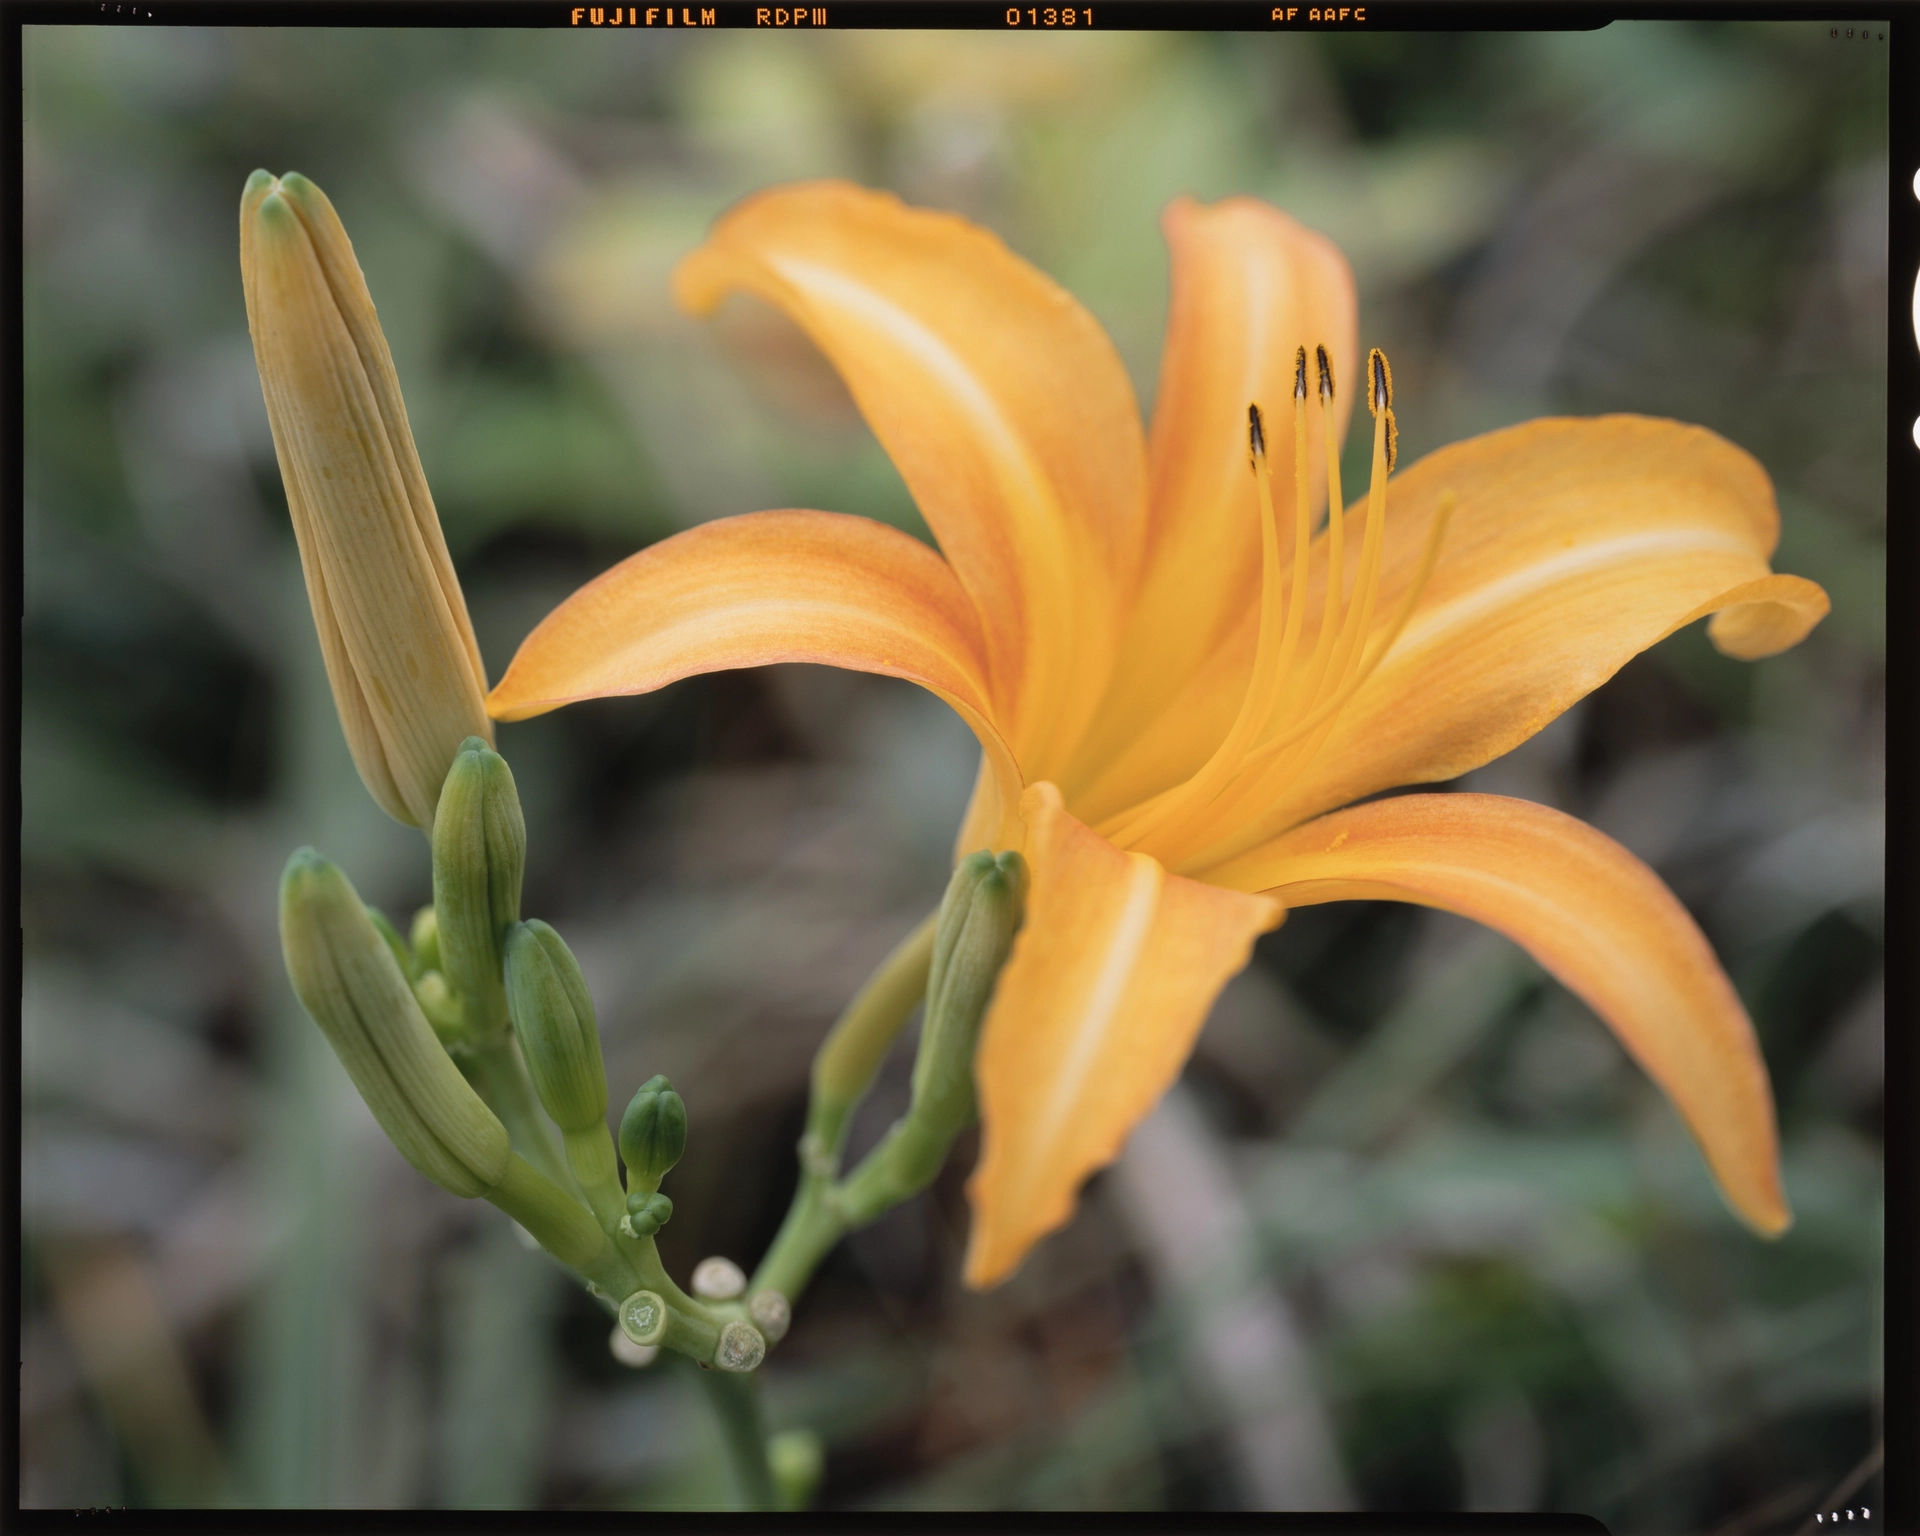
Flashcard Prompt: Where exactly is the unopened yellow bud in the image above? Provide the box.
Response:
[240,170,492,827]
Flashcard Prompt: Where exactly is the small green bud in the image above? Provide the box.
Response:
[503,919,606,1133]
[619,1191,673,1239]
[431,738,526,1040]
[618,1075,687,1194]
[413,971,464,1044]
[409,906,442,976]
[769,1428,824,1510]
[279,848,510,1199]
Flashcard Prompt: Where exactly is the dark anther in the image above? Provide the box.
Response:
[1315,344,1335,401]
[1248,403,1267,461]
[1368,348,1393,413]
[1293,346,1308,400]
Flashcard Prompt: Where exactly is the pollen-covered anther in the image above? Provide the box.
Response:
[1367,347,1398,474]
[1367,348,1392,412]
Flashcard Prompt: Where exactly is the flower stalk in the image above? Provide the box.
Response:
[753,852,1025,1306]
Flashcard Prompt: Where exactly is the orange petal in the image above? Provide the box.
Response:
[487,509,1022,812]
[1066,196,1356,796]
[673,181,1148,780]
[964,783,1281,1287]
[1206,792,1790,1236]
[1177,416,1830,867]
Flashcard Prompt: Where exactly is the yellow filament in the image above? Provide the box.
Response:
[1178,493,1455,865]
[1105,397,1296,851]
[1308,362,1391,720]
[1289,347,1347,714]
[1236,490,1453,770]
[1105,345,1450,868]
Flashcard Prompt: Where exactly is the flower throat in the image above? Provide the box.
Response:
[1102,345,1452,866]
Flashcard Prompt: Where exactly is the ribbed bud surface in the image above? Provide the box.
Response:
[279,848,510,1197]
[618,1074,687,1192]
[503,919,607,1132]
[240,170,492,826]
[432,738,526,1034]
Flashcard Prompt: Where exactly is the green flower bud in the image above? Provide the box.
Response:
[618,1075,687,1194]
[912,848,1025,1136]
[836,850,1025,1224]
[413,971,465,1044]
[619,1191,673,1239]
[769,1428,824,1510]
[409,905,442,976]
[503,919,606,1133]
[279,848,510,1198]
[432,739,526,1040]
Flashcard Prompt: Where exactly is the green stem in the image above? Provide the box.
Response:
[622,1230,714,1323]
[751,1170,848,1306]
[563,1124,627,1234]
[463,1035,579,1199]
[834,1114,950,1227]
[807,914,936,1160]
[750,914,935,1303]
[697,1364,779,1511]
[484,1154,636,1300]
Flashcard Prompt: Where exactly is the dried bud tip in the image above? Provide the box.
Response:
[749,1289,792,1344]
[714,1320,767,1373]
[691,1255,747,1300]
[608,1326,660,1368]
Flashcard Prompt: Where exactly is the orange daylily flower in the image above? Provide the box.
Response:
[488,181,1829,1287]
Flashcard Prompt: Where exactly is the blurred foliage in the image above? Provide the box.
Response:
[21,18,1884,1525]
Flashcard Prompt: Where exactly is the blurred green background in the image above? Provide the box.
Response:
[20,20,1886,1522]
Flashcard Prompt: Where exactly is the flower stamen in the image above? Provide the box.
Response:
[1102,380,1302,852]
[1103,345,1454,866]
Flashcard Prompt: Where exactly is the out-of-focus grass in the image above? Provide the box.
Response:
[21,21,1883,1524]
